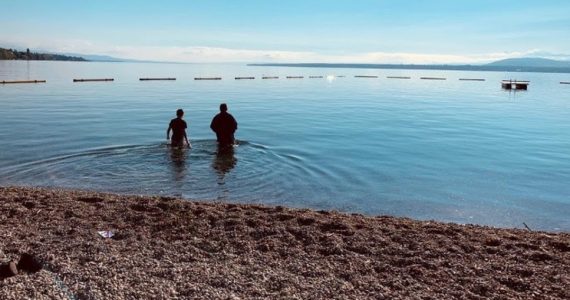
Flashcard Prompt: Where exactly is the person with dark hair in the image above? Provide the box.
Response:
[167,109,191,148]
[210,103,238,147]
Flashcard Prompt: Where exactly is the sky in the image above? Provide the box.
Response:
[1,0,569,64]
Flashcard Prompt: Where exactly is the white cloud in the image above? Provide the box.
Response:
[116,46,319,63]
[2,38,569,64]
[327,49,570,64]
[100,47,570,64]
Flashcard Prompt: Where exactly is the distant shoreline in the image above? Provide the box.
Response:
[249,63,570,74]
[0,47,86,62]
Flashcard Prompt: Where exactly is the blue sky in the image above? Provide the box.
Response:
[1,0,569,63]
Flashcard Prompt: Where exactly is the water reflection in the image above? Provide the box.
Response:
[212,145,237,184]
[169,146,188,195]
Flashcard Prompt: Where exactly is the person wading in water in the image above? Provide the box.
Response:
[167,108,191,148]
[210,103,238,148]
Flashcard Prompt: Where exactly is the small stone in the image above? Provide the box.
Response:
[0,261,18,279]
[8,261,18,276]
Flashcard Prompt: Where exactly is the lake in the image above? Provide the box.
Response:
[1,60,569,231]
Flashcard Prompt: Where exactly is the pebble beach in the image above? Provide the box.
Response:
[0,186,569,299]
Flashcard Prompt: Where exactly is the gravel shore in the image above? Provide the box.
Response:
[0,186,568,299]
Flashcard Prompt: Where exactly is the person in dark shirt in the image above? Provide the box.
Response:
[210,103,238,147]
[167,109,191,148]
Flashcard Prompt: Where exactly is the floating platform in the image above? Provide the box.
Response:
[387,76,411,79]
[1,80,46,84]
[501,80,529,90]
[262,76,279,79]
[194,77,222,80]
[309,76,324,79]
[561,82,570,85]
[73,78,114,82]
[420,77,446,80]
[459,78,485,81]
[139,78,176,81]
[235,77,255,80]
[355,75,378,78]
[286,76,304,79]
[337,75,346,78]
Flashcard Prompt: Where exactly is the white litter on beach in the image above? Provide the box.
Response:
[97,231,115,238]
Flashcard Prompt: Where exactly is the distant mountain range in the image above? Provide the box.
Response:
[250,58,570,73]
[60,53,154,63]
[60,53,126,62]
[486,57,570,68]
[2,47,570,73]
[0,47,152,63]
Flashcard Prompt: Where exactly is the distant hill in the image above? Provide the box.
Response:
[60,53,139,62]
[62,52,166,63]
[0,47,86,61]
[0,47,154,63]
[487,57,570,68]
[63,53,125,62]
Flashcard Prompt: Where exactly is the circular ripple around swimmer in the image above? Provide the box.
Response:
[0,140,322,204]
[206,140,322,204]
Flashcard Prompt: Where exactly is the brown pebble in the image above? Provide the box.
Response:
[8,261,18,276]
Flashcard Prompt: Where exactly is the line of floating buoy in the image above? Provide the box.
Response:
[0,80,46,84]
[194,77,222,80]
[139,78,176,81]
[561,82,570,85]
[3,77,555,92]
[73,78,114,82]
[420,77,446,80]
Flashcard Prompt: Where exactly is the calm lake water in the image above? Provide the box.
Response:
[1,61,569,231]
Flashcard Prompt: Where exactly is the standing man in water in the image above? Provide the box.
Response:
[167,109,191,148]
[210,103,238,147]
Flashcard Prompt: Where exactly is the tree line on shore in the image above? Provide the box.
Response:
[0,47,86,61]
